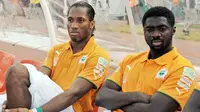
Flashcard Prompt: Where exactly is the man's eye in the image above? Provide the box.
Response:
[78,19,84,23]
[146,28,154,32]
[68,18,73,23]
[159,27,167,31]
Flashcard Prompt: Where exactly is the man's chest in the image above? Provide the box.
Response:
[52,51,89,82]
[122,62,170,95]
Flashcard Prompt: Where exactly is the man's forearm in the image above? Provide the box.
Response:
[41,91,79,112]
[121,103,149,112]
[121,101,177,112]
[95,88,150,110]
[41,78,94,112]
[39,66,51,77]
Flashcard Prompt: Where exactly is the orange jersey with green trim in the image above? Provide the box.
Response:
[109,48,196,111]
[43,36,110,112]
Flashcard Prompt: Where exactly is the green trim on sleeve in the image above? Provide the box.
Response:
[41,65,52,70]
[157,91,181,109]
[194,89,200,92]
[36,107,43,112]
[107,79,122,88]
[78,76,98,89]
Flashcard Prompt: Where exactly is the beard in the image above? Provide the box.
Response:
[70,35,89,43]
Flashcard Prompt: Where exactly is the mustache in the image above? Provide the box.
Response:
[151,37,161,41]
[151,38,162,41]
[151,38,163,43]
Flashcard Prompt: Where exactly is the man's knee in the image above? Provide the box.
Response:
[6,63,30,87]
[6,64,32,109]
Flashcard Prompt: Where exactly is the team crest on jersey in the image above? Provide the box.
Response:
[98,57,108,67]
[79,55,88,64]
[183,67,195,80]
[93,57,108,80]
[176,67,196,95]
[156,68,168,80]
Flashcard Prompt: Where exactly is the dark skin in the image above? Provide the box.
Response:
[39,67,51,77]
[67,7,94,53]
[95,16,178,112]
[144,17,175,59]
[2,66,51,110]
[3,6,96,112]
[95,80,151,110]
[183,89,200,112]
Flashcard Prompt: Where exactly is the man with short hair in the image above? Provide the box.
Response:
[95,6,196,112]
[2,1,110,112]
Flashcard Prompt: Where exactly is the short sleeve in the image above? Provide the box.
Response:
[43,47,55,69]
[158,66,196,109]
[108,55,132,87]
[107,62,124,87]
[78,54,110,89]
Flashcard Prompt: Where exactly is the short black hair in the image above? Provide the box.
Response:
[67,1,95,21]
[142,6,175,27]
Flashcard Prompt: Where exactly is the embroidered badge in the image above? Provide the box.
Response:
[79,55,88,64]
[156,68,168,80]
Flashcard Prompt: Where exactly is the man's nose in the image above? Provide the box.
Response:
[71,22,78,29]
[152,30,161,38]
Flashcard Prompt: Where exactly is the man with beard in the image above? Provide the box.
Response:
[95,6,196,112]
[2,1,110,112]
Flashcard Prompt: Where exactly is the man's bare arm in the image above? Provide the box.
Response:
[41,78,94,112]
[39,66,51,77]
[121,92,179,112]
[95,80,150,110]
[183,90,200,112]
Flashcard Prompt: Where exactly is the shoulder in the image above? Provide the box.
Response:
[168,54,196,80]
[91,44,110,59]
[172,54,194,70]
[121,51,147,64]
[52,43,69,50]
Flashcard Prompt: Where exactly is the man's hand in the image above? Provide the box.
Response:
[1,101,29,112]
[134,92,151,103]
[2,100,7,112]
[95,80,151,110]
[3,108,29,112]
[120,93,151,112]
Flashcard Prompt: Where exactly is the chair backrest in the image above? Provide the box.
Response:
[20,59,43,70]
[0,50,15,94]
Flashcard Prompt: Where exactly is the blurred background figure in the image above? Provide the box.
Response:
[95,0,110,24]
[30,0,40,7]
[183,0,197,35]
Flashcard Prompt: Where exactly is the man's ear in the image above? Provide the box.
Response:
[172,26,176,35]
[90,20,95,30]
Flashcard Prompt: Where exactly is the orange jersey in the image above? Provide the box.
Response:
[109,48,196,111]
[43,36,110,112]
